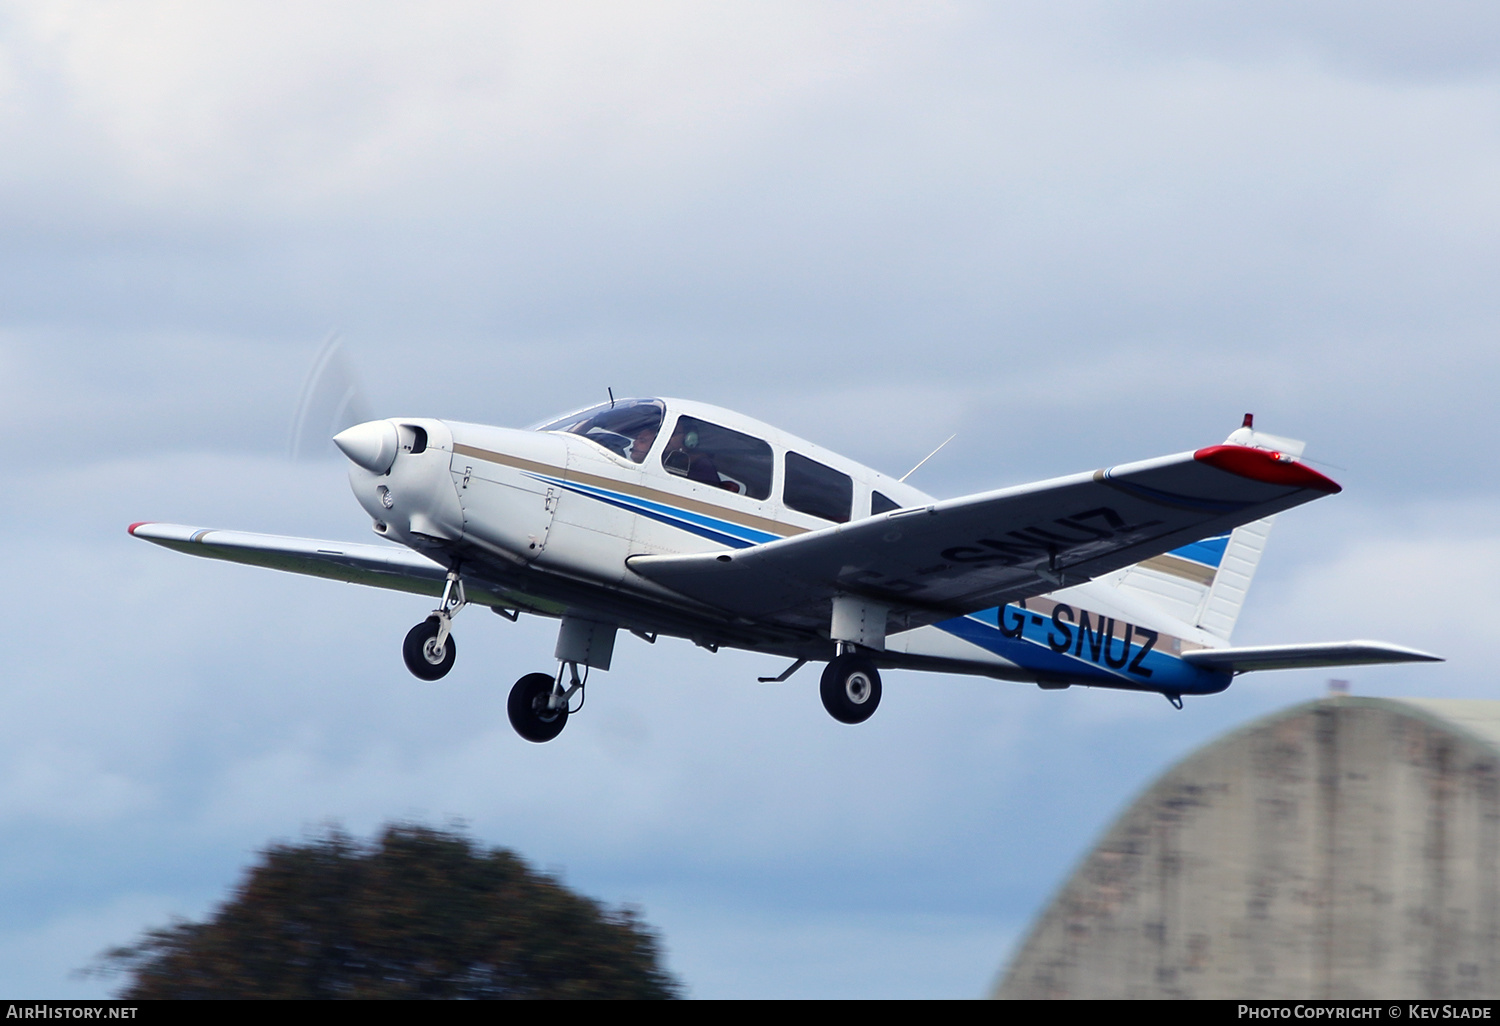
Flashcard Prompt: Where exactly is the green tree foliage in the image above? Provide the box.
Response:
[102,824,680,999]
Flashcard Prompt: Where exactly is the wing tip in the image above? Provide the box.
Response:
[1193,444,1342,494]
[127,521,153,536]
[1349,640,1444,663]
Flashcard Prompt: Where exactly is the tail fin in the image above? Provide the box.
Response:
[1111,416,1306,644]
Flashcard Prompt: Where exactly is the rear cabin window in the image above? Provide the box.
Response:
[536,398,664,464]
[871,491,901,516]
[660,416,772,499]
[784,452,852,524]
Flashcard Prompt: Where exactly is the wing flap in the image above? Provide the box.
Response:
[1181,641,1443,672]
[627,445,1341,624]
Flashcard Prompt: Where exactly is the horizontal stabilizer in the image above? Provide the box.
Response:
[1181,641,1442,673]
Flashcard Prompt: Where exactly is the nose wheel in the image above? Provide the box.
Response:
[403,617,457,680]
[820,653,882,724]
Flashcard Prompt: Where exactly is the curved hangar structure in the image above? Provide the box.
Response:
[996,697,1500,1000]
[131,398,1437,742]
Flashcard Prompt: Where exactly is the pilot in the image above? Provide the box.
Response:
[628,421,659,463]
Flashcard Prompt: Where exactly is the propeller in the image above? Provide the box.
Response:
[288,333,376,461]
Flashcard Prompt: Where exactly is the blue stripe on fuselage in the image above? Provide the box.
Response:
[936,603,1231,695]
[523,472,783,549]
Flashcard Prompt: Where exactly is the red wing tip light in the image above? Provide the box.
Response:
[127,521,154,536]
[1193,445,1341,493]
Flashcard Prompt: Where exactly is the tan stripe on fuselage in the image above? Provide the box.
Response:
[451,443,806,539]
[1135,552,1218,586]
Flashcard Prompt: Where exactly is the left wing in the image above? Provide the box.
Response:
[129,522,453,598]
[627,445,1340,627]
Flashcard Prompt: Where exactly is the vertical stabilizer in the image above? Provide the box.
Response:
[1194,516,1274,641]
[1109,416,1306,644]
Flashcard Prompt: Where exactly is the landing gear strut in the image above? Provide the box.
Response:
[402,571,465,681]
[820,651,882,724]
[507,663,585,743]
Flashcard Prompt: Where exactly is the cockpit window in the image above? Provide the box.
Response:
[537,399,665,464]
[660,415,772,499]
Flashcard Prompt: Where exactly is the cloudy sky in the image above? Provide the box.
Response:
[2,1,1498,998]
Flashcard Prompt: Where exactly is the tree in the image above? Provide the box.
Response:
[101,824,680,999]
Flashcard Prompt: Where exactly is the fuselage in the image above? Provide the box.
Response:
[343,398,1234,697]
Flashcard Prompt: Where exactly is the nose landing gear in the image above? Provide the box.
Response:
[402,571,465,681]
[403,618,457,680]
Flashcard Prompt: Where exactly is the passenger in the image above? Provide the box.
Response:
[664,425,725,488]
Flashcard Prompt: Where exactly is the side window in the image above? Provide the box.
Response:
[871,491,900,516]
[660,416,772,499]
[785,452,852,524]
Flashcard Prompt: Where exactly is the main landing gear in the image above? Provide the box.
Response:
[399,589,886,735]
[402,571,465,681]
[820,650,882,724]
[505,617,611,743]
[398,578,592,742]
[507,664,586,743]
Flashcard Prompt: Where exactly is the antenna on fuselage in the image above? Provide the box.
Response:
[607,387,615,408]
[899,433,957,482]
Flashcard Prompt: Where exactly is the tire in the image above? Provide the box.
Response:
[820,654,883,724]
[403,617,456,681]
[508,672,569,743]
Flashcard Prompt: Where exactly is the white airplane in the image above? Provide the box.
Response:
[130,399,1440,742]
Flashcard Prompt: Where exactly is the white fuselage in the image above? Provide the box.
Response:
[342,399,1233,696]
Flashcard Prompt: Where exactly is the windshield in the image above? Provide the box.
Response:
[536,398,665,463]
